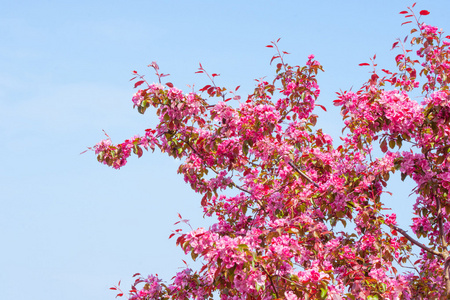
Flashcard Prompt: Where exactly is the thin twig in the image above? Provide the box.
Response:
[288,161,320,188]
[184,139,265,208]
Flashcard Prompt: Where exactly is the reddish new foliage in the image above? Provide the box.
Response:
[92,5,450,299]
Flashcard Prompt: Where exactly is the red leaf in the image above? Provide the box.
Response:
[132,273,141,277]
[373,54,376,60]
[381,139,388,153]
[116,293,123,298]
[129,76,137,81]
[235,85,240,91]
[199,63,203,68]
[359,63,370,66]
[446,36,450,39]
[371,74,379,82]
[224,98,231,102]
[195,71,203,74]
[166,82,174,88]
[391,41,399,50]
[282,51,290,54]
[399,11,408,14]
[110,287,117,290]
[199,85,211,92]
[200,194,208,206]
[381,69,392,74]
[266,45,273,48]
[134,80,144,88]
[132,70,137,74]
[405,15,413,18]
[136,146,143,158]
[277,38,281,43]
[169,233,175,239]
[401,21,412,26]
[212,73,219,77]
[270,55,279,65]
[333,99,344,106]
[316,104,327,112]
[178,213,182,219]
[419,10,430,15]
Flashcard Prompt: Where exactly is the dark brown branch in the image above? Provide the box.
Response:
[390,224,443,258]
[444,257,450,297]
[260,264,279,299]
[435,196,448,248]
[288,161,320,188]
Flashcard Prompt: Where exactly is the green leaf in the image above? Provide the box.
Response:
[242,140,249,156]
[320,287,328,298]
[164,113,170,121]
[436,155,445,164]
[401,172,407,181]
[389,140,396,149]
[237,244,248,251]
[357,139,363,150]
[275,208,284,218]
[255,282,264,291]
[431,122,439,135]
[137,106,146,114]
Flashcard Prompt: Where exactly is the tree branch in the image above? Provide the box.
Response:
[435,195,448,248]
[444,257,450,297]
[260,265,279,299]
[390,224,443,258]
[183,139,267,208]
[288,161,320,188]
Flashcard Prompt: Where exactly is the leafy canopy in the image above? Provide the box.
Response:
[93,5,450,300]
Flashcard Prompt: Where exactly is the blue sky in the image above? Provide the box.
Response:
[2,1,450,299]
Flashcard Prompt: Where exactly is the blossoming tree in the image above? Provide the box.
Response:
[92,5,450,299]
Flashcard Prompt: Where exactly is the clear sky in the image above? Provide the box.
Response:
[2,1,450,299]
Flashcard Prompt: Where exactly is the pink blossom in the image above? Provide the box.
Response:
[385,213,397,226]
[132,90,145,107]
